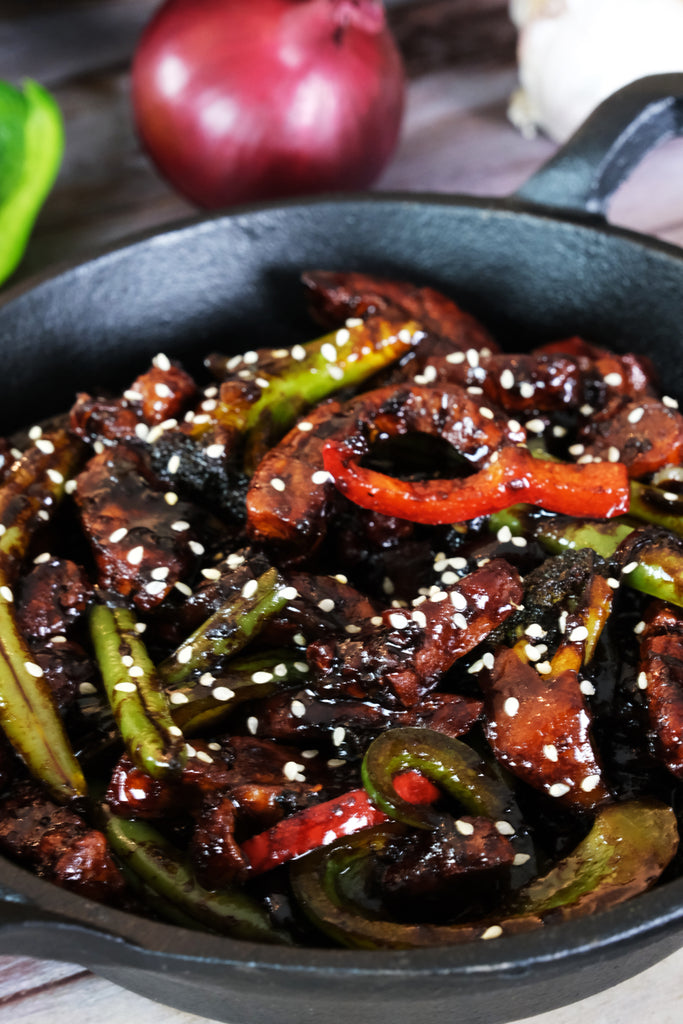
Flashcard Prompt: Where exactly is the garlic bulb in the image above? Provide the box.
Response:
[508,0,683,143]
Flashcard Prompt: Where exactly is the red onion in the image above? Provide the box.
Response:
[131,0,405,208]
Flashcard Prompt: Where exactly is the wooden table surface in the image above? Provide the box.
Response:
[1,1,683,1022]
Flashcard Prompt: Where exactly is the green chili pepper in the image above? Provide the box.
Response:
[170,649,309,735]
[105,812,290,944]
[89,604,186,780]
[0,432,86,801]
[159,567,294,688]
[0,79,64,285]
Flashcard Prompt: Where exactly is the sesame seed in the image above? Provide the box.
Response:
[604,372,623,387]
[201,568,222,581]
[291,344,306,361]
[321,342,337,362]
[500,369,515,390]
[622,561,638,575]
[212,686,235,701]
[542,743,559,762]
[607,577,620,589]
[536,661,552,675]
[327,758,346,768]
[553,425,568,437]
[456,819,475,836]
[446,351,465,364]
[114,681,137,693]
[35,438,55,455]
[153,353,171,372]
[175,582,193,597]
[205,444,225,459]
[481,925,503,940]
[168,691,189,705]
[164,492,179,505]
[28,426,42,440]
[466,386,483,395]
[121,655,134,668]
[389,612,409,629]
[298,421,314,432]
[504,697,520,717]
[520,382,535,399]
[568,443,585,456]
[480,406,495,420]
[468,659,484,674]
[441,571,459,586]
[37,510,50,521]
[511,536,528,548]
[280,586,298,601]
[196,750,214,765]
[64,479,77,495]
[291,700,306,718]
[549,782,570,798]
[47,468,64,485]
[412,610,427,628]
[513,853,531,866]
[24,661,43,678]
[127,545,145,565]
[134,622,147,634]
[0,586,13,602]
[581,774,601,792]
[93,441,105,455]
[450,590,467,611]
[247,716,259,734]
[176,647,192,665]
[242,579,258,599]
[637,672,648,690]
[294,661,308,673]
[525,644,541,662]
[167,454,181,474]
[633,620,646,635]
[128,666,144,678]
[312,470,333,485]
[569,625,588,643]
[199,673,215,686]
[607,446,621,462]
[336,328,351,346]
[135,423,150,441]
[79,682,97,695]
[345,318,363,328]
[252,671,274,684]
[332,726,346,746]
[284,761,306,782]
[145,580,167,596]
[151,566,170,581]
[482,652,495,670]
[525,419,545,434]
[496,820,515,836]
[109,527,128,543]
[171,520,190,532]
[496,525,512,544]
[662,395,679,409]
[453,612,468,630]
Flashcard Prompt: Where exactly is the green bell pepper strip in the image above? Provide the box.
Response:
[158,567,294,688]
[629,480,683,538]
[105,812,290,944]
[290,799,677,949]
[0,432,86,801]
[89,604,186,780]
[361,727,526,838]
[0,79,64,285]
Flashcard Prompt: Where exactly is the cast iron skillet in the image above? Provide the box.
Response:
[0,74,682,1024]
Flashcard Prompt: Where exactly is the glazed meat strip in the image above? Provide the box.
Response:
[638,602,683,778]
[307,559,523,708]
[75,445,207,611]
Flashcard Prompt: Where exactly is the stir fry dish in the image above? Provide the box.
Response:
[0,270,682,949]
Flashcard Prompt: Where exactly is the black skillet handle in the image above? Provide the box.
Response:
[515,73,683,218]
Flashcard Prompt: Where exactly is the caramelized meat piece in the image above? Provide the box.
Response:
[70,358,197,444]
[481,647,609,811]
[376,817,515,922]
[301,271,498,354]
[16,557,92,640]
[580,397,683,477]
[190,794,248,887]
[638,602,683,778]
[308,559,523,708]
[0,781,125,903]
[75,446,203,611]
[30,638,95,713]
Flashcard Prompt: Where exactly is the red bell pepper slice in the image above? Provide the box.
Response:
[322,440,629,525]
[241,771,440,876]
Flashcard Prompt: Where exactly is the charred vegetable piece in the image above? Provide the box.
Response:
[159,567,295,688]
[0,432,86,801]
[508,800,678,919]
[0,781,124,903]
[241,773,439,876]
[307,559,523,708]
[580,397,683,477]
[637,603,683,778]
[629,479,683,538]
[104,811,290,944]
[490,508,683,609]
[89,604,186,780]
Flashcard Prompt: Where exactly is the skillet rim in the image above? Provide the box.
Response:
[0,188,682,980]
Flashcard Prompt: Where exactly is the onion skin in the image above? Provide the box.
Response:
[132,0,405,208]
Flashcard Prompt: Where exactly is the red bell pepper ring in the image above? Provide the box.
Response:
[323,438,629,525]
[241,771,440,876]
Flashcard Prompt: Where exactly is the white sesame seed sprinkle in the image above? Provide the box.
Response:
[536,661,552,675]
[205,444,225,459]
[500,369,515,390]
[284,761,306,782]
[167,454,181,474]
[79,682,97,695]
[153,353,171,372]
[0,586,12,602]
[637,672,648,690]
[252,671,274,684]
[34,552,51,565]
[175,582,193,597]
[581,774,601,792]
[212,686,235,701]
[24,661,43,679]
[604,372,623,387]
[482,925,503,941]
[291,344,306,361]
[247,716,259,734]
[332,726,346,747]
[663,395,679,409]
[504,696,520,717]
[109,527,128,543]
[127,545,145,565]
[569,625,589,643]
[549,782,571,798]
[242,579,258,599]
[543,744,559,762]
[176,647,192,664]
[199,673,215,686]
[496,525,512,544]
[622,561,638,575]
[164,492,179,505]
[114,681,137,693]
[513,853,531,866]
[627,406,644,424]
[446,351,466,364]
[525,419,545,434]
[35,438,55,455]
[580,680,596,696]
[298,421,314,432]
[456,819,475,836]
